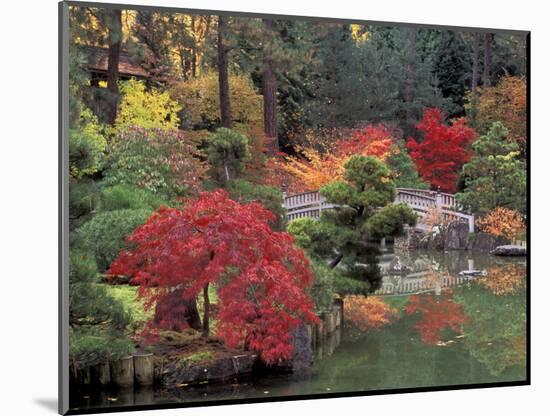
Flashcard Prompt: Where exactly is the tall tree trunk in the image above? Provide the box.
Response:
[262,18,278,155]
[404,28,417,136]
[191,49,197,78]
[191,16,197,78]
[106,9,122,125]
[471,33,480,95]
[483,33,493,87]
[202,283,210,338]
[217,16,232,128]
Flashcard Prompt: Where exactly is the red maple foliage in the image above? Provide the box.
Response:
[406,108,476,193]
[405,293,468,345]
[108,190,318,363]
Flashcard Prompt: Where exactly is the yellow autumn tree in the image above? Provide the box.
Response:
[476,207,525,241]
[170,71,263,136]
[279,125,396,192]
[466,76,527,154]
[115,79,181,130]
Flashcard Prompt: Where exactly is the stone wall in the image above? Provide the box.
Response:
[308,299,343,348]
[162,353,257,387]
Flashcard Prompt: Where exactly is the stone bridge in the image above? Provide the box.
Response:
[283,188,475,233]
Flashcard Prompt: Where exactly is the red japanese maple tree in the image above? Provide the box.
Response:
[108,190,318,363]
[405,293,468,345]
[406,108,476,193]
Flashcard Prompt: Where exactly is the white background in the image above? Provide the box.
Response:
[0,0,547,415]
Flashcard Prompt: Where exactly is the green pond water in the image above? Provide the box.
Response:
[70,250,527,411]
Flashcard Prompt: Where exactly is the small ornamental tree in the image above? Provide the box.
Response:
[407,108,476,193]
[116,79,181,130]
[289,156,417,293]
[108,190,318,363]
[104,127,208,198]
[206,128,251,184]
[385,142,429,189]
[476,207,525,241]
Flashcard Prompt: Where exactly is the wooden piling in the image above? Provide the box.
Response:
[133,353,154,386]
[110,356,134,387]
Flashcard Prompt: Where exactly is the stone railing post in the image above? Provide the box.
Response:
[468,214,475,233]
[435,187,443,208]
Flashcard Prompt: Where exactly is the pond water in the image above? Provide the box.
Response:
[70,249,527,411]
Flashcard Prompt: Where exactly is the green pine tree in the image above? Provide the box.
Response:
[456,122,526,215]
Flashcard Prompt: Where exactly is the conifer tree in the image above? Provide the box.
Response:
[456,122,526,215]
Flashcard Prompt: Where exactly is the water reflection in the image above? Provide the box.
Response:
[405,293,468,345]
[376,249,526,296]
[479,264,526,296]
[70,250,527,411]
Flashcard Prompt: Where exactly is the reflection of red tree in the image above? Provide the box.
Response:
[405,293,468,344]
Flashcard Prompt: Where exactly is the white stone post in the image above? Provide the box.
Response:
[435,188,443,208]
[468,214,475,233]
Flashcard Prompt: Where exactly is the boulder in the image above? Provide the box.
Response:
[459,270,487,277]
[418,229,444,250]
[394,226,420,252]
[468,232,510,253]
[163,353,257,387]
[491,245,527,256]
[444,221,470,250]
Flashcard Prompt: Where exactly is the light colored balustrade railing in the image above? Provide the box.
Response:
[283,188,474,232]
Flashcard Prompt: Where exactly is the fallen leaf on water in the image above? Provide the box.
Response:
[177,383,188,388]
[107,397,118,402]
